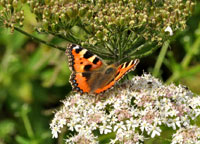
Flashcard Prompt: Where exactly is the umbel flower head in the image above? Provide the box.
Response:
[50,74,200,144]
[0,0,195,61]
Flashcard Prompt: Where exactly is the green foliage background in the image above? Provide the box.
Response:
[0,2,200,144]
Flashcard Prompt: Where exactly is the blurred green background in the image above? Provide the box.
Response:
[0,2,200,144]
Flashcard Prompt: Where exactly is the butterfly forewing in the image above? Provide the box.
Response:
[66,44,104,73]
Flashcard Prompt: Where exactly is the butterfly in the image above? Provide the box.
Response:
[66,44,139,95]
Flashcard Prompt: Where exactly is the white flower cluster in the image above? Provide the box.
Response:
[50,74,200,144]
[172,126,200,144]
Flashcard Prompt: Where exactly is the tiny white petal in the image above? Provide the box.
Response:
[165,26,173,36]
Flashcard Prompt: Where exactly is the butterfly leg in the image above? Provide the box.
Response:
[94,94,100,103]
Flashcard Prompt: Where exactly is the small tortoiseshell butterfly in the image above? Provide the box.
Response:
[66,44,139,95]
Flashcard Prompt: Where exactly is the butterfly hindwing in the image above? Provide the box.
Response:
[70,72,91,94]
[94,59,140,94]
[114,59,140,82]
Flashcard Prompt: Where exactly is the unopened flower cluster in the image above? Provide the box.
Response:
[50,74,200,144]
[25,0,194,45]
[0,0,195,60]
[0,0,24,31]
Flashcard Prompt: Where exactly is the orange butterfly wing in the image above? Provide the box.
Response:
[66,44,103,72]
[66,44,104,94]
[94,59,140,94]
[66,44,140,95]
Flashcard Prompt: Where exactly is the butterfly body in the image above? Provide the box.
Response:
[66,44,139,95]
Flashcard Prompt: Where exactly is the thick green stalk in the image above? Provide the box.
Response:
[166,37,200,83]
[181,36,200,68]
[153,40,170,77]
[166,36,200,83]
[21,106,34,139]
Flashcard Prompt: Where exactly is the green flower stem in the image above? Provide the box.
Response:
[132,44,159,59]
[14,26,66,52]
[153,40,170,77]
[166,71,180,84]
[166,65,200,84]
[58,126,67,144]
[166,36,200,83]
[21,109,34,139]
[181,36,200,68]
[117,42,155,64]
